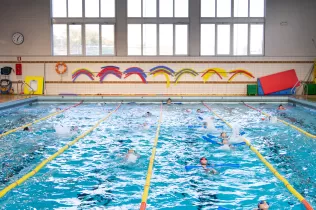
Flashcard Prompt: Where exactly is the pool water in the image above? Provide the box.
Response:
[0,102,315,209]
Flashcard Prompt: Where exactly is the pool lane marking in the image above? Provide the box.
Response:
[140,103,163,210]
[0,101,84,139]
[203,102,314,210]
[0,103,121,199]
[243,103,316,139]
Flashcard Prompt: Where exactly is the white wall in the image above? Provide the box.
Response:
[265,0,316,56]
[0,0,51,56]
[0,0,315,57]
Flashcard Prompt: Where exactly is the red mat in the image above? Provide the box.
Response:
[259,69,300,95]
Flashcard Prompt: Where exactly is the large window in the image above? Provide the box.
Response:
[52,0,265,56]
[127,0,189,55]
[127,24,188,55]
[52,0,115,55]
[200,0,265,55]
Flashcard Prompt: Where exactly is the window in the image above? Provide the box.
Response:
[217,25,230,55]
[101,0,115,17]
[250,0,264,17]
[201,0,265,56]
[159,0,173,17]
[127,0,189,56]
[128,0,187,17]
[174,0,188,17]
[201,0,215,17]
[201,24,215,55]
[69,25,82,55]
[52,0,66,17]
[68,0,82,17]
[217,0,231,17]
[250,24,264,54]
[233,24,248,55]
[234,0,248,17]
[53,24,67,55]
[159,24,173,55]
[128,24,142,55]
[128,0,141,17]
[143,24,157,55]
[175,25,188,55]
[85,0,99,17]
[127,24,187,55]
[85,24,100,55]
[102,25,115,55]
[143,0,157,17]
[52,0,115,55]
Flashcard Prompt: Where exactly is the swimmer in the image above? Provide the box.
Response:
[197,109,204,113]
[185,109,192,113]
[255,200,269,210]
[166,98,172,105]
[56,107,62,111]
[219,133,234,148]
[203,122,207,129]
[70,126,79,132]
[125,149,140,163]
[220,132,228,140]
[278,104,286,110]
[200,157,217,174]
[23,127,32,131]
[144,112,153,117]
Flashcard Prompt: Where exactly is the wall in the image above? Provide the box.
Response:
[0,0,315,56]
[0,0,315,95]
[265,0,316,56]
[0,0,51,56]
[0,56,313,95]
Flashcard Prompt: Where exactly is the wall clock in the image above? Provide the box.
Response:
[12,32,24,45]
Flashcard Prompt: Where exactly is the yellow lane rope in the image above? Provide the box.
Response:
[243,103,316,139]
[203,103,313,210]
[0,103,121,198]
[140,103,163,210]
[0,101,83,139]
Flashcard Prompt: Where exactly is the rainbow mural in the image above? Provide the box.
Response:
[150,66,175,87]
[72,68,94,82]
[124,67,147,83]
[174,68,198,84]
[228,69,255,82]
[97,66,122,82]
[201,68,228,82]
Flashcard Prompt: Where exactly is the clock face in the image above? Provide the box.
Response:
[12,32,24,45]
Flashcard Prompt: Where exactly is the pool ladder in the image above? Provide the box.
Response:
[291,61,315,100]
[16,80,35,95]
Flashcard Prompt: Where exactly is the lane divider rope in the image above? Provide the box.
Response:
[203,102,313,210]
[140,103,163,210]
[0,101,84,139]
[0,103,121,198]
[243,102,316,139]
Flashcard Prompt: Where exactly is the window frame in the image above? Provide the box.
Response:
[127,0,189,56]
[200,0,265,56]
[51,0,116,56]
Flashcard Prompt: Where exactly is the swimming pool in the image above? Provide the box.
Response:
[0,101,315,209]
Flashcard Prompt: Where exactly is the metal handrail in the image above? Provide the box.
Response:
[291,63,314,96]
[21,81,35,95]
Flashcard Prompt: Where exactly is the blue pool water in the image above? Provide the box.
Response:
[0,102,315,209]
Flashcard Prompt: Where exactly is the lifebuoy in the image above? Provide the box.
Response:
[55,62,67,74]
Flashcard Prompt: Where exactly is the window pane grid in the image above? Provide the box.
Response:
[201,0,265,56]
